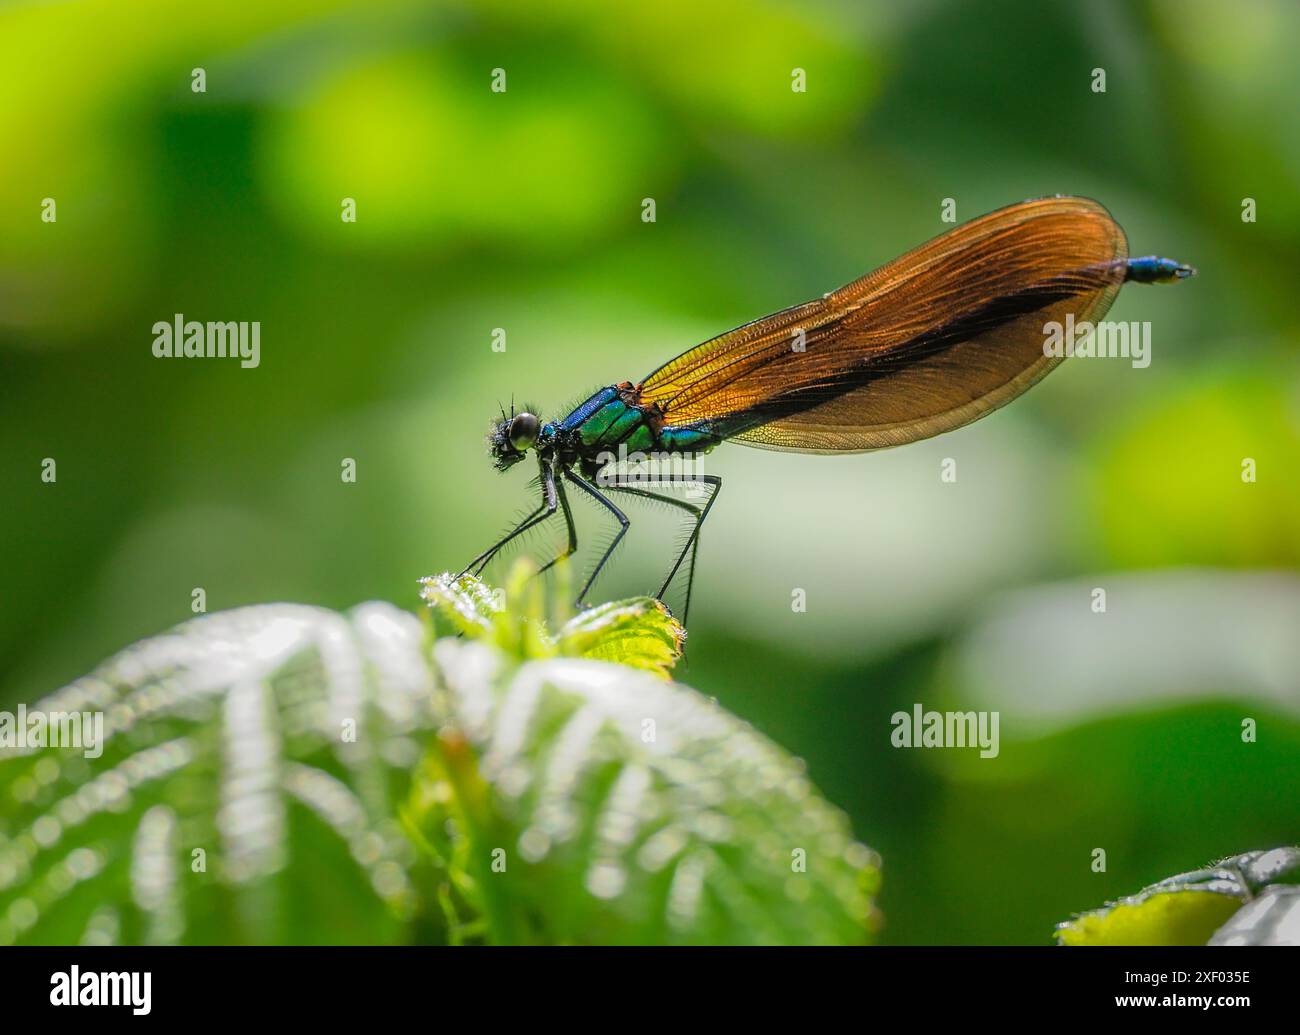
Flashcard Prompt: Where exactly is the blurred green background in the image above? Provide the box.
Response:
[2,0,1297,944]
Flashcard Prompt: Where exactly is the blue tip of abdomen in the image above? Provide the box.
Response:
[1125,256,1197,284]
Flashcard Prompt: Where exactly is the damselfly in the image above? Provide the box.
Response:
[466,196,1194,622]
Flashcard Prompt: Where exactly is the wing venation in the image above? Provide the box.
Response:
[638,196,1128,452]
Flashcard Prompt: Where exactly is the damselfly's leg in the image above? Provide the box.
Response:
[602,481,704,622]
[460,502,545,576]
[535,473,578,576]
[460,462,559,577]
[611,473,721,625]
[563,468,630,607]
[581,473,722,624]
[651,475,722,615]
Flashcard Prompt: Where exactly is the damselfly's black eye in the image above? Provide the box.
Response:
[508,412,540,451]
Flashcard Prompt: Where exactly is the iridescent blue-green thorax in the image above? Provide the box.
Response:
[545,384,724,469]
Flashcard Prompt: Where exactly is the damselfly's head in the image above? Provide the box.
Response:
[487,406,540,470]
